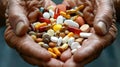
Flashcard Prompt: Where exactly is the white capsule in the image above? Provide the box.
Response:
[71,42,81,50]
[68,37,75,46]
[71,49,77,54]
[64,20,79,28]
[62,36,69,43]
[43,12,50,19]
[57,15,65,24]
[49,10,54,18]
[57,37,63,46]
[47,29,55,36]
[51,36,58,42]
[80,32,92,38]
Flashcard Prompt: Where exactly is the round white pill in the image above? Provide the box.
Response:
[43,12,50,19]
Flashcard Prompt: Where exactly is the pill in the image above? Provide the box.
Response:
[67,26,81,35]
[51,36,58,42]
[64,30,70,35]
[57,37,62,46]
[29,31,36,35]
[66,9,77,14]
[53,47,61,56]
[62,32,74,43]
[35,38,43,43]
[43,12,50,19]
[49,9,54,18]
[54,8,60,19]
[47,29,55,36]
[53,24,62,32]
[48,51,57,58]
[75,16,85,26]
[75,38,84,44]
[68,37,75,46]
[79,32,92,38]
[59,43,69,52]
[80,24,90,32]
[50,18,56,23]
[76,5,84,11]
[56,4,66,12]
[48,48,54,52]
[64,20,79,28]
[42,33,50,43]
[71,42,81,50]
[59,32,66,38]
[60,11,70,19]
[39,17,51,24]
[31,35,37,41]
[42,44,49,49]
[38,42,44,46]
[39,7,44,13]
[49,42,56,47]
[35,22,47,30]
[56,15,65,24]
[70,15,78,21]
[71,49,77,54]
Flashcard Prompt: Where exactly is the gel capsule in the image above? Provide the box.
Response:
[67,26,81,35]
[54,8,60,19]
[39,17,51,24]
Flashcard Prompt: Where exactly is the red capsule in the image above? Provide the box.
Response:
[39,26,50,32]
[39,17,51,24]
[67,26,81,35]
[54,8,60,19]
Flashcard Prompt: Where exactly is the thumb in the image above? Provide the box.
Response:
[8,0,29,36]
[94,0,114,35]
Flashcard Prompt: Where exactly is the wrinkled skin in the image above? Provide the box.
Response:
[3,0,118,67]
[61,0,117,67]
[4,0,63,67]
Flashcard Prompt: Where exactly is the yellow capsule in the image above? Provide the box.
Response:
[35,22,47,30]
[48,51,57,58]
[31,35,37,41]
[60,11,70,19]
[76,5,84,11]
[53,24,62,32]
[53,47,61,56]
[48,48,54,52]
[67,32,74,37]
[66,9,76,14]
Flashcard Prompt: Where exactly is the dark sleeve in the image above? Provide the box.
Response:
[114,0,120,21]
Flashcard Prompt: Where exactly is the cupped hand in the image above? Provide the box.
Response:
[61,0,117,67]
[4,0,63,67]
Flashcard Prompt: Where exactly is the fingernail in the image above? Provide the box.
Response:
[97,21,107,35]
[16,22,25,36]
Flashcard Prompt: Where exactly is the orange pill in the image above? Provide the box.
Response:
[75,16,85,26]
[53,47,61,56]
[48,51,57,58]
[56,4,66,12]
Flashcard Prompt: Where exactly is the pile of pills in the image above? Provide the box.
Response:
[28,5,92,59]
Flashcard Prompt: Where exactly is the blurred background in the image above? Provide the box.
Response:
[0,0,120,67]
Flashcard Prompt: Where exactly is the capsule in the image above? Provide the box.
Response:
[58,43,69,52]
[75,16,85,26]
[68,37,75,46]
[48,51,57,58]
[57,37,63,46]
[53,47,61,57]
[79,32,92,38]
[67,26,81,35]
[64,20,79,28]
[39,17,51,24]
[62,32,74,43]
[53,24,62,32]
[51,36,58,42]
[60,11,70,19]
[56,15,65,24]
[80,24,90,32]
[54,8,60,19]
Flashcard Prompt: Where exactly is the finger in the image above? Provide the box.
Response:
[4,27,51,61]
[73,24,117,64]
[63,56,84,67]
[62,0,77,7]
[8,0,29,36]
[21,54,44,66]
[60,48,72,62]
[45,58,63,67]
[94,0,114,35]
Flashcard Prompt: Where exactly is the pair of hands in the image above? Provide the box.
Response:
[4,0,117,67]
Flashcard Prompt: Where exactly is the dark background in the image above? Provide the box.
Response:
[0,0,120,67]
